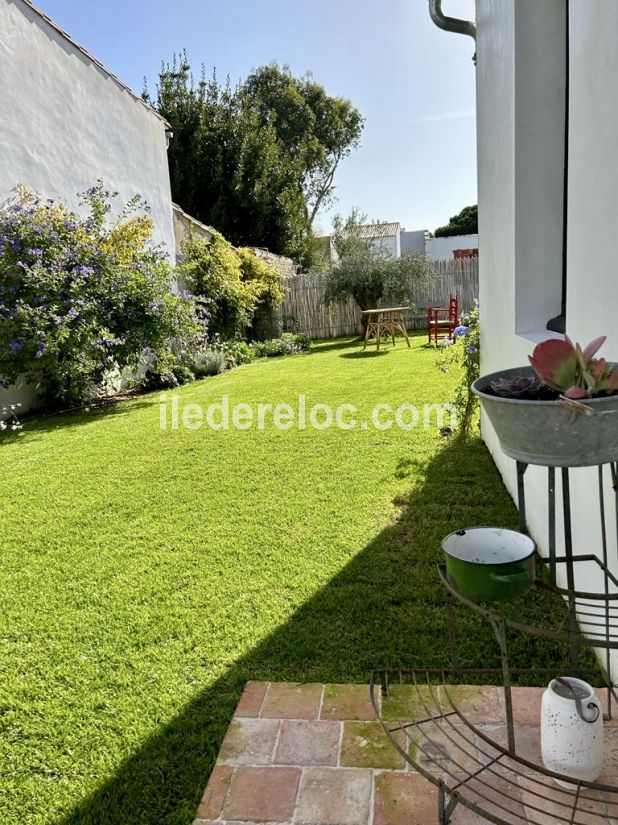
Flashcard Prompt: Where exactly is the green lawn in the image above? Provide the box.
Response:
[0,335,574,824]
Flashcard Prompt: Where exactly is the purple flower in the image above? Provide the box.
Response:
[11,241,21,253]
[35,340,46,358]
[467,345,478,355]
[26,247,43,257]
[67,308,79,319]
[9,341,22,353]
[454,325,470,337]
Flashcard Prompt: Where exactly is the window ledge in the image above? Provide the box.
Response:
[516,330,565,345]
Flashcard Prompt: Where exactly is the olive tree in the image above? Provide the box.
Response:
[323,210,436,330]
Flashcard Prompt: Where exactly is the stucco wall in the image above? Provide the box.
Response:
[400,230,426,254]
[475,0,618,671]
[0,0,174,254]
[369,234,400,259]
[426,233,479,261]
[0,0,176,414]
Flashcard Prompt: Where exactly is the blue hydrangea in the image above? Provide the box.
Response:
[454,325,470,337]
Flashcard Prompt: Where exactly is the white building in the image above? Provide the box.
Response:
[0,0,177,413]
[0,0,174,254]
[324,222,478,261]
[435,1,618,676]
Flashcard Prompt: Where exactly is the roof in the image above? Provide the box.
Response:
[357,222,401,239]
[17,0,171,129]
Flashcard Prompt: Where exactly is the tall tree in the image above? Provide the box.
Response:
[434,205,478,237]
[242,65,364,224]
[144,57,363,263]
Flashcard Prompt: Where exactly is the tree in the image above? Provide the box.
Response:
[323,210,436,331]
[144,57,363,264]
[434,205,478,237]
[242,65,364,225]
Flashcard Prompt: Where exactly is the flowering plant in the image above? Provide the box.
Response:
[436,300,480,433]
[0,182,206,405]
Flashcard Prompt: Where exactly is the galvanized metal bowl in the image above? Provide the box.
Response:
[472,366,618,467]
[443,527,536,602]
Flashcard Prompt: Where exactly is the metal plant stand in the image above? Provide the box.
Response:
[374,461,618,824]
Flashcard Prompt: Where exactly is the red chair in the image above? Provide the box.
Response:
[427,296,458,345]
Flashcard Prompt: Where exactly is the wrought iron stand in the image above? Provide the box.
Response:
[373,461,618,824]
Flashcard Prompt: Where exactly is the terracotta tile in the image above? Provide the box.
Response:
[518,775,608,825]
[237,681,270,717]
[196,764,234,819]
[340,721,406,770]
[456,773,525,823]
[222,765,300,821]
[474,723,541,771]
[408,721,485,776]
[321,684,377,721]
[218,718,279,765]
[598,689,618,726]
[260,682,323,720]
[440,685,505,725]
[373,772,439,825]
[508,687,544,727]
[604,727,618,776]
[295,767,372,825]
[274,719,340,766]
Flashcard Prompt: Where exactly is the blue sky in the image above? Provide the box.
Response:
[37,0,477,234]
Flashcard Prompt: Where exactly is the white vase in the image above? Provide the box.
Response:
[541,677,604,786]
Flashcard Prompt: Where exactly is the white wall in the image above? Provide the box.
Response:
[400,230,426,254]
[369,234,400,259]
[476,0,618,673]
[0,0,176,413]
[0,0,174,254]
[426,233,479,261]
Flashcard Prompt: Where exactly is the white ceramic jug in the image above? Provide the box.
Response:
[541,677,604,785]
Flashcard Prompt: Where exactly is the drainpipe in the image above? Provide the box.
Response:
[428,0,476,62]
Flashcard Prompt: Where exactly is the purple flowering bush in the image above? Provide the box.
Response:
[0,183,206,405]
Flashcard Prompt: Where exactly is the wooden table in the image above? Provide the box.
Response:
[361,307,411,351]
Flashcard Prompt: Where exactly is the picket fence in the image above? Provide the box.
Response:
[279,257,479,339]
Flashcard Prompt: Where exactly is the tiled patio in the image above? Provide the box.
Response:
[192,680,618,825]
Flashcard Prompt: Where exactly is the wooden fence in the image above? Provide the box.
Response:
[279,257,479,339]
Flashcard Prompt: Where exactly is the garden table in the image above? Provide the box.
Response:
[361,307,411,351]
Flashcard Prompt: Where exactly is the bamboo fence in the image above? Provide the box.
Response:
[279,257,479,339]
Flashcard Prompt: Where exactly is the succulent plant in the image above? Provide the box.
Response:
[490,375,544,398]
[529,336,618,399]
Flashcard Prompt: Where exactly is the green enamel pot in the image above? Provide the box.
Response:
[443,527,536,602]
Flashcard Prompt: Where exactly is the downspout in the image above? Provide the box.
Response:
[428,0,477,62]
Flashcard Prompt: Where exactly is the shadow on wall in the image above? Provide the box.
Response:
[59,436,579,825]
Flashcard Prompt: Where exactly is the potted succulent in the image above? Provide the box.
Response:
[472,336,618,466]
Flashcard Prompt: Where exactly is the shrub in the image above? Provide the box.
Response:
[191,349,226,377]
[208,335,255,368]
[0,183,206,406]
[253,333,311,358]
[436,300,480,433]
[179,232,283,339]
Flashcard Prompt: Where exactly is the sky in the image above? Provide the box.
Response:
[36,0,477,234]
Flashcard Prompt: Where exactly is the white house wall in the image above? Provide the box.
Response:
[0,0,176,413]
[475,0,618,675]
[369,235,400,259]
[425,233,479,261]
[400,230,426,254]
[0,0,174,255]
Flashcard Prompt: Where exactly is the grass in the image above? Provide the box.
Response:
[0,334,578,824]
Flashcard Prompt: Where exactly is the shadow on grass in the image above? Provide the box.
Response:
[0,397,154,446]
[60,435,584,825]
[339,349,391,359]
